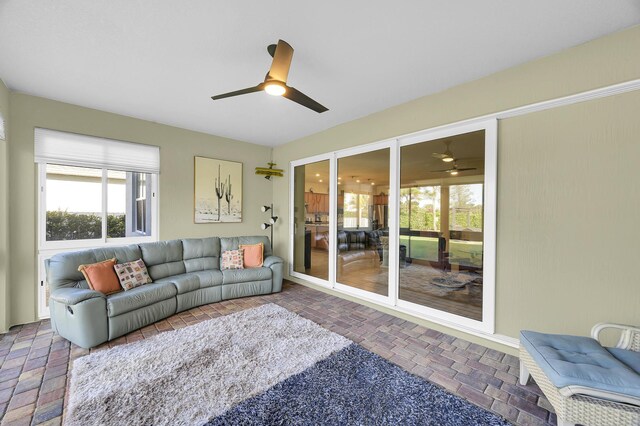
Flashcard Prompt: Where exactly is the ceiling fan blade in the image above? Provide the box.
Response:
[432,153,447,159]
[211,83,264,100]
[456,167,477,171]
[431,168,454,173]
[283,86,328,113]
[266,40,294,83]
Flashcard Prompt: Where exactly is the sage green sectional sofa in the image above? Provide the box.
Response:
[46,236,283,348]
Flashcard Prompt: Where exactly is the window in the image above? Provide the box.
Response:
[133,172,149,234]
[35,128,160,318]
[343,193,370,229]
[43,166,156,244]
[45,165,103,241]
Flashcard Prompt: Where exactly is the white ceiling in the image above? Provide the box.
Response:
[1,1,639,147]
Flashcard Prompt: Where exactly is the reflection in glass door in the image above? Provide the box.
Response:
[398,131,486,321]
[293,160,331,281]
[336,149,389,296]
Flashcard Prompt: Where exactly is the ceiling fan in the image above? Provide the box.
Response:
[432,140,455,162]
[432,162,477,176]
[211,39,328,113]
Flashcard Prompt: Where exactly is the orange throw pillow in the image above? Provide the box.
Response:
[239,243,264,268]
[78,258,121,295]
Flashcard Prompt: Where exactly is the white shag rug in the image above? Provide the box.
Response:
[65,303,350,426]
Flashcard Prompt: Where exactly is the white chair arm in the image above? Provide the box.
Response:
[591,323,640,351]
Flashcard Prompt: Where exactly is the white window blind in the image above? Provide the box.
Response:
[34,128,160,174]
[0,115,5,140]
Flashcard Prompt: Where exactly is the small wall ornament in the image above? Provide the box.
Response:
[255,162,283,180]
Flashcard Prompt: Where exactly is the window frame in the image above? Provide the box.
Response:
[131,171,152,236]
[38,164,159,250]
[342,192,371,230]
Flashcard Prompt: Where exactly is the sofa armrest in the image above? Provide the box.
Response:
[50,288,105,306]
[263,256,284,293]
[263,255,283,268]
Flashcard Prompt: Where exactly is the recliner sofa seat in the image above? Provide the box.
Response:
[46,236,283,348]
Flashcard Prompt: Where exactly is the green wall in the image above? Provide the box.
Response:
[272,25,640,351]
[0,79,9,333]
[6,94,273,328]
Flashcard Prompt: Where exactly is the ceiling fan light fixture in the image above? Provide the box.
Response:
[264,81,286,96]
[442,156,455,163]
[450,170,459,176]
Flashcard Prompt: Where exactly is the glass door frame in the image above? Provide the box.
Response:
[332,139,397,305]
[289,118,497,334]
[289,153,335,289]
[396,119,497,333]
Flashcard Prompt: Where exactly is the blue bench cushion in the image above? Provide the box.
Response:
[520,330,640,400]
[107,282,177,317]
[608,347,640,375]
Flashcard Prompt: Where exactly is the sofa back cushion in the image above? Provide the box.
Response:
[139,240,186,280]
[221,236,272,258]
[336,231,349,252]
[47,244,142,291]
[182,237,221,272]
[348,231,367,250]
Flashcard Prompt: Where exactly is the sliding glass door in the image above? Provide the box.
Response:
[398,130,486,321]
[335,148,390,297]
[289,120,496,333]
[292,159,331,282]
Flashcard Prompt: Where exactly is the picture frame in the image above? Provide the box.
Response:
[194,156,242,223]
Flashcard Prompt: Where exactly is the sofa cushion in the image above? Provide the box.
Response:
[221,236,272,257]
[336,231,348,252]
[348,231,367,250]
[338,250,378,264]
[189,270,223,288]
[182,237,220,272]
[107,282,177,317]
[48,244,142,290]
[78,258,121,295]
[221,249,244,270]
[520,330,640,400]
[114,259,153,291]
[155,271,224,294]
[222,267,271,284]
[607,347,640,374]
[139,240,186,280]
[239,243,264,268]
[182,237,220,259]
[156,273,200,294]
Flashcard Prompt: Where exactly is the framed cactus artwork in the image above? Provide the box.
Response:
[194,156,243,223]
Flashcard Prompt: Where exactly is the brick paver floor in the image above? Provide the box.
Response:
[0,281,555,425]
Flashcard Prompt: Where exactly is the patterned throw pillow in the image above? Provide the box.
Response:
[221,249,244,270]
[114,259,153,291]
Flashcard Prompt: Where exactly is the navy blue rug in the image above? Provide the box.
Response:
[205,343,510,426]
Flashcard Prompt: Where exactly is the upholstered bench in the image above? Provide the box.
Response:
[519,326,640,426]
